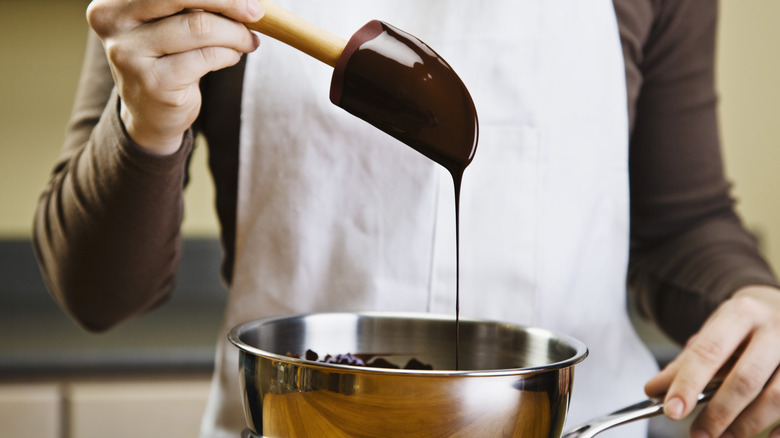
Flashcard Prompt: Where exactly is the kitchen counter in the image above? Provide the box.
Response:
[0,305,223,378]
[0,238,227,379]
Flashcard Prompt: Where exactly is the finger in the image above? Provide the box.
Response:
[131,0,263,24]
[645,355,680,397]
[88,0,264,35]
[724,370,780,438]
[663,305,754,421]
[158,45,250,88]
[645,335,701,397]
[690,324,780,438]
[138,10,260,57]
[106,12,259,94]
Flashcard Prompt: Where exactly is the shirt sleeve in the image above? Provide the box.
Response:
[619,0,779,345]
[32,30,195,332]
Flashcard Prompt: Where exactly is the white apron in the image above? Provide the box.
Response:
[201,1,660,437]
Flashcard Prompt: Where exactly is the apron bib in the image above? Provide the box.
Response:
[201,2,659,437]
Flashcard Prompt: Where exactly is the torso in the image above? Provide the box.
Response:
[199,2,660,437]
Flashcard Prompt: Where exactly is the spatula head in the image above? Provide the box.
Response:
[330,20,478,175]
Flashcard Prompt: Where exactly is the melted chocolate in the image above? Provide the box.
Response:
[331,21,479,369]
[331,20,478,177]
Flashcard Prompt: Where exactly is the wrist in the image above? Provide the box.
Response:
[119,99,185,156]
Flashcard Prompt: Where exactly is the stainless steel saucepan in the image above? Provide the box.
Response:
[229,312,712,437]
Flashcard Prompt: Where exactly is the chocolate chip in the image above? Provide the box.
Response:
[290,349,433,370]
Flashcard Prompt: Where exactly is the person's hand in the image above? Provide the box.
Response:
[645,285,780,438]
[87,0,264,154]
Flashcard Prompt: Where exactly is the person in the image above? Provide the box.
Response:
[33,0,780,437]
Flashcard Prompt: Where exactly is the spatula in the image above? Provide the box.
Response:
[246,0,478,177]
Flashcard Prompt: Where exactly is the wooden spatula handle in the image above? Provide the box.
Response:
[246,0,347,67]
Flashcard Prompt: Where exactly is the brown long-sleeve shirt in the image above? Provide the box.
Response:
[34,0,778,344]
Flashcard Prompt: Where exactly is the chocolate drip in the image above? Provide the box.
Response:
[331,20,478,370]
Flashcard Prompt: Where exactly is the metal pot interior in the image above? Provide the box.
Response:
[230,312,586,373]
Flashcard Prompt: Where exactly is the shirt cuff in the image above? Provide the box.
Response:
[104,89,194,176]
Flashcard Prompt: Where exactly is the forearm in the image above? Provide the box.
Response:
[32,32,193,331]
[628,211,778,345]
[624,0,778,345]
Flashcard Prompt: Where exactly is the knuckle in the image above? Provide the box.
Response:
[698,402,734,433]
[731,366,765,398]
[689,336,726,364]
[105,41,133,70]
[86,0,122,37]
[187,12,213,39]
[731,419,763,438]
[86,1,110,35]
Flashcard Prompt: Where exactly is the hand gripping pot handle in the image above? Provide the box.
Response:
[561,380,721,438]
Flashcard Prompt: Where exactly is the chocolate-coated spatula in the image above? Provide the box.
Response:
[246,0,478,176]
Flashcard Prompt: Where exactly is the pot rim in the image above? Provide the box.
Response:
[228,311,588,377]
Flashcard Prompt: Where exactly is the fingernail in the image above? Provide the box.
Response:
[247,0,264,21]
[664,397,685,419]
[691,429,710,438]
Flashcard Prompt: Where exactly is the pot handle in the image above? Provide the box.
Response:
[560,380,721,438]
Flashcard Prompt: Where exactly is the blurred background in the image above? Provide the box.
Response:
[0,1,778,437]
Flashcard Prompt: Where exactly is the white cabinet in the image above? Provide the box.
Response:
[0,378,211,438]
[69,379,211,438]
[0,383,61,438]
